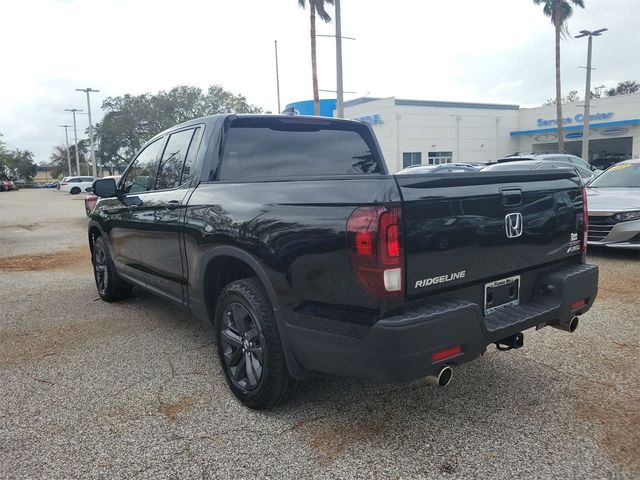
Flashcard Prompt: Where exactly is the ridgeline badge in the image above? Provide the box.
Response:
[415,271,466,288]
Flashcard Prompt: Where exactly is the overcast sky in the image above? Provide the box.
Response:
[1,0,639,164]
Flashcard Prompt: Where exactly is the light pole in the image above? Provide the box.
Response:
[318,23,354,118]
[335,0,344,118]
[64,108,82,174]
[58,125,73,176]
[274,40,281,113]
[575,28,607,162]
[77,88,100,177]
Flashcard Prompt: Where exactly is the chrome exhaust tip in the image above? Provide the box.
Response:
[552,316,579,333]
[427,365,453,387]
[569,316,579,333]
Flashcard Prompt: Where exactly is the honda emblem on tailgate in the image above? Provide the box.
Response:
[505,212,523,238]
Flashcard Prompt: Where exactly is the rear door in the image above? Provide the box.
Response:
[395,171,584,298]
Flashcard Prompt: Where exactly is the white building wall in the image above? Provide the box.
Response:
[344,98,519,173]
[516,91,640,157]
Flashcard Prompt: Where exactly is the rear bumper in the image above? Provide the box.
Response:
[284,263,599,382]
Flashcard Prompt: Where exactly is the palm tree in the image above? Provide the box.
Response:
[534,0,585,151]
[298,0,335,115]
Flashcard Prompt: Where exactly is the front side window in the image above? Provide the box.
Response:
[156,129,196,190]
[123,138,164,194]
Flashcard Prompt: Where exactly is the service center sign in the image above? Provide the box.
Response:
[537,112,613,127]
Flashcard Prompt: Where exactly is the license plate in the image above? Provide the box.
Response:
[484,275,520,315]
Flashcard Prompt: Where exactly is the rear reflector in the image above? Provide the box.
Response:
[383,268,402,292]
[432,345,462,362]
[571,299,587,311]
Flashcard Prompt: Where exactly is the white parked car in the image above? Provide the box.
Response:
[59,176,95,194]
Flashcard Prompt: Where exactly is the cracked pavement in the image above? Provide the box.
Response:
[1,189,639,479]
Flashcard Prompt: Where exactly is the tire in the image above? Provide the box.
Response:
[70,187,81,195]
[215,278,300,409]
[92,236,132,302]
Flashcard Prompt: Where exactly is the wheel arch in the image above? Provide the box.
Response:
[199,246,307,379]
[87,221,106,253]
[200,246,281,325]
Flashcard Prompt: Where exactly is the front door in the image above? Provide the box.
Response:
[108,137,165,286]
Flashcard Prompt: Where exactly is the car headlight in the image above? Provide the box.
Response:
[613,211,640,222]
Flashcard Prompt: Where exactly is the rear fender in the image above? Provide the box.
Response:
[197,245,307,379]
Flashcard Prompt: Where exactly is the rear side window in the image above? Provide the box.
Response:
[219,117,383,180]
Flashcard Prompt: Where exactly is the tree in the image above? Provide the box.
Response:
[94,85,262,169]
[298,0,334,116]
[606,80,640,96]
[534,0,585,151]
[49,140,90,178]
[0,148,37,181]
[543,89,581,105]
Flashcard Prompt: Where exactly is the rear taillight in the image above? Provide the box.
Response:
[581,187,588,252]
[347,206,403,298]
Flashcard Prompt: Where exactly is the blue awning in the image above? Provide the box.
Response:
[510,119,640,136]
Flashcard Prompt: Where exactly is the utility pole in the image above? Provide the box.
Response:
[335,0,344,118]
[58,125,73,176]
[274,40,281,113]
[64,108,82,174]
[575,28,607,162]
[77,88,100,177]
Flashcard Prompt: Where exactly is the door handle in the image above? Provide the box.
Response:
[166,200,180,210]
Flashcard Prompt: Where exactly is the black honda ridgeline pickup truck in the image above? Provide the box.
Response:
[89,114,598,409]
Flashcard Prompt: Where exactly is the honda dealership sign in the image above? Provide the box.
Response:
[537,112,613,127]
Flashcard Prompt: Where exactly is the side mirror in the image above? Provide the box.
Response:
[590,165,597,171]
[93,178,117,198]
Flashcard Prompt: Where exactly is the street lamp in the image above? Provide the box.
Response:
[575,28,607,162]
[58,125,73,176]
[64,108,83,174]
[76,88,100,177]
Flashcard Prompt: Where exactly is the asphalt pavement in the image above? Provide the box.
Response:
[0,189,638,479]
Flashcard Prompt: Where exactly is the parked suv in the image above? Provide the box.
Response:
[485,159,598,184]
[59,176,95,194]
[497,153,601,179]
[88,115,598,409]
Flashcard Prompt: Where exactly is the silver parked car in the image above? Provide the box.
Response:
[586,159,640,249]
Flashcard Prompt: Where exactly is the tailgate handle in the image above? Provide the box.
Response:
[501,188,522,207]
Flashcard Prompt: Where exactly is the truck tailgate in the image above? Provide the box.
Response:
[395,170,585,298]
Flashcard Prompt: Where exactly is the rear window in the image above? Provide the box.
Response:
[219,117,384,180]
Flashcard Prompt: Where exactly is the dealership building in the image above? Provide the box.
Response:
[286,91,640,173]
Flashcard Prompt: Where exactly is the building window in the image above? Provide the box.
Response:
[428,151,453,165]
[402,152,422,168]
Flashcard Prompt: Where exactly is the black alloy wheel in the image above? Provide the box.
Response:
[91,236,132,302]
[214,278,300,409]
[93,242,109,296]
[220,302,265,392]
